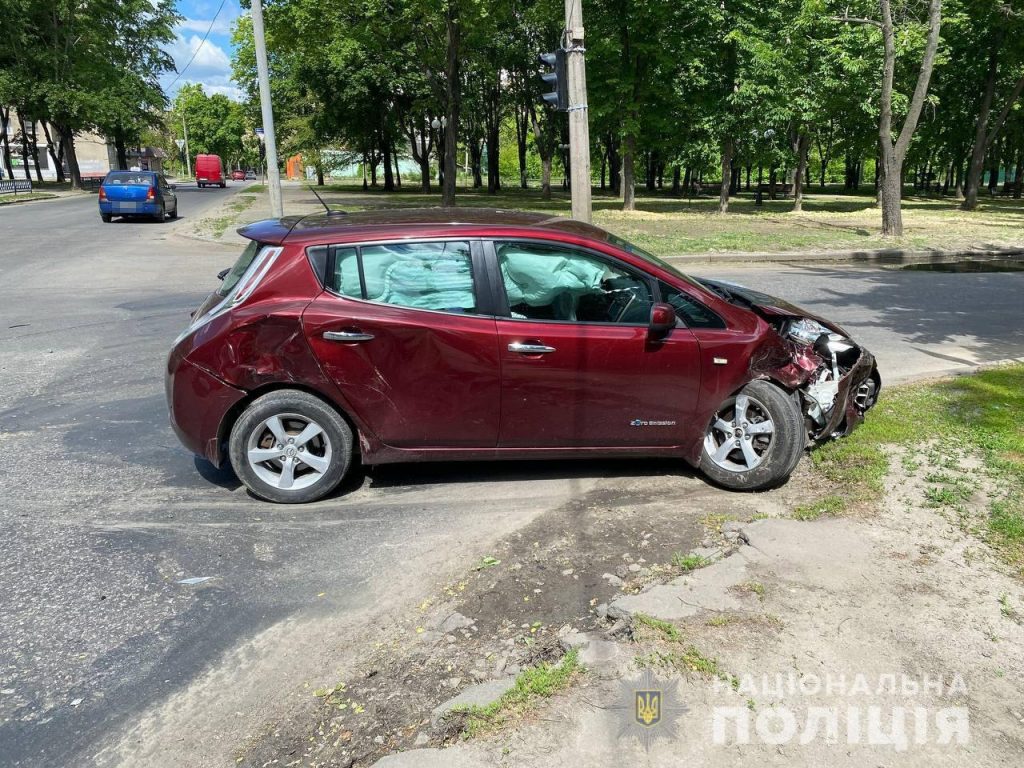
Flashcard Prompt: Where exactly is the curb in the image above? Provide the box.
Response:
[665,245,1024,266]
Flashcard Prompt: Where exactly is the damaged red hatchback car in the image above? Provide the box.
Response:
[166,209,880,503]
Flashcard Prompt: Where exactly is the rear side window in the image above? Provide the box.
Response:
[104,172,153,186]
[658,280,726,329]
[218,239,263,297]
[327,241,478,314]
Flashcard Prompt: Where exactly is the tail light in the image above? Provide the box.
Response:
[98,186,106,201]
[146,186,155,201]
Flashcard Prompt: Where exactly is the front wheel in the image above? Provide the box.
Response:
[228,390,354,503]
[700,380,805,491]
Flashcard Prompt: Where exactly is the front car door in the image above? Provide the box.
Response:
[303,239,501,448]
[490,239,703,449]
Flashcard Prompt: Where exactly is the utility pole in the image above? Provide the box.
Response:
[251,0,283,218]
[564,0,591,223]
[181,115,191,177]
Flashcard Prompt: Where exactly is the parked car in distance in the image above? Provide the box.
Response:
[245,169,257,180]
[195,154,225,188]
[166,209,880,503]
[98,170,178,223]
[231,169,246,181]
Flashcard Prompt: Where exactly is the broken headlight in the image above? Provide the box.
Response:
[787,318,829,346]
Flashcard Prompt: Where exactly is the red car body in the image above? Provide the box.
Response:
[195,154,225,188]
[231,169,246,181]
[166,209,878,500]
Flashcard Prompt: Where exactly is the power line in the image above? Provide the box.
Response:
[165,0,229,93]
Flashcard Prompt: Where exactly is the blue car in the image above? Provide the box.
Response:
[99,170,178,223]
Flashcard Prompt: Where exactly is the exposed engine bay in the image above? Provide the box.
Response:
[700,279,881,444]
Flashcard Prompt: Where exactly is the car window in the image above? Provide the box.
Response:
[104,172,153,186]
[495,242,653,324]
[658,280,726,329]
[328,241,478,314]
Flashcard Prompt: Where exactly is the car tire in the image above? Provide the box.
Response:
[228,390,354,504]
[699,379,805,491]
[153,203,165,222]
[170,203,178,219]
[101,214,112,223]
[220,182,226,188]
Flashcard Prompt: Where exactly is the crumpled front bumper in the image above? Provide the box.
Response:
[814,348,879,441]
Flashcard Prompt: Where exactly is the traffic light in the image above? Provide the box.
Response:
[539,49,568,112]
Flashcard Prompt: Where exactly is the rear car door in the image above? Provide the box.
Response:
[491,240,703,448]
[302,239,501,448]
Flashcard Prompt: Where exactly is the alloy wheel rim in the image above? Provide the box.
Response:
[703,393,776,472]
[246,412,333,491]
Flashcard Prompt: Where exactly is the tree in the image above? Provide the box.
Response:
[836,0,943,236]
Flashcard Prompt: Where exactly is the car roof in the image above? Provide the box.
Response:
[238,207,617,248]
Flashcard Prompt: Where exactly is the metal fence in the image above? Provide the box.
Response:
[0,179,33,196]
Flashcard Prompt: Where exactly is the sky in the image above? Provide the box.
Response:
[160,0,246,103]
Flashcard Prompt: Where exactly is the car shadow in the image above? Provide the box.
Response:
[193,456,242,490]
[359,457,697,492]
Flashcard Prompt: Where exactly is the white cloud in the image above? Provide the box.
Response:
[176,17,237,37]
[167,33,232,78]
[163,33,243,101]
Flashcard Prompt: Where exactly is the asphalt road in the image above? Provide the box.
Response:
[1,193,1022,767]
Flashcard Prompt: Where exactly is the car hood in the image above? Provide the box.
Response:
[700,278,849,335]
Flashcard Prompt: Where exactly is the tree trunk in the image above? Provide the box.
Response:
[963,45,1000,210]
[317,164,325,186]
[0,106,13,178]
[879,157,903,236]
[672,165,681,195]
[540,156,552,200]
[21,116,44,182]
[718,136,733,213]
[442,1,461,207]
[793,132,810,212]
[622,133,636,211]
[609,138,621,196]
[382,127,395,191]
[57,123,82,189]
[40,121,65,182]
[486,121,500,194]
[470,139,483,188]
[1014,148,1024,199]
[114,131,128,170]
[515,104,528,189]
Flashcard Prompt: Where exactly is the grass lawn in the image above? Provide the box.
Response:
[293,182,1024,257]
[0,192,58,205]
[807,364,1024,574]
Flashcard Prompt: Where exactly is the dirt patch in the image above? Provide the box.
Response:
[236,466,820,767]
[403,444,1024,766]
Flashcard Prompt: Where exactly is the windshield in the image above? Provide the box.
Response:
[217,239,263,297]
[104,172,153,186]
[605,233,710,291]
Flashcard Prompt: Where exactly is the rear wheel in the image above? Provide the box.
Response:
[229,390,354,503]
[700,380,804,491]
[153,203,165,222]
[100,213,112,223]
[169,202,179,219]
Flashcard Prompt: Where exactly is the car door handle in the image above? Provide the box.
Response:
[508,342,556,354]
[324,330,375,343]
